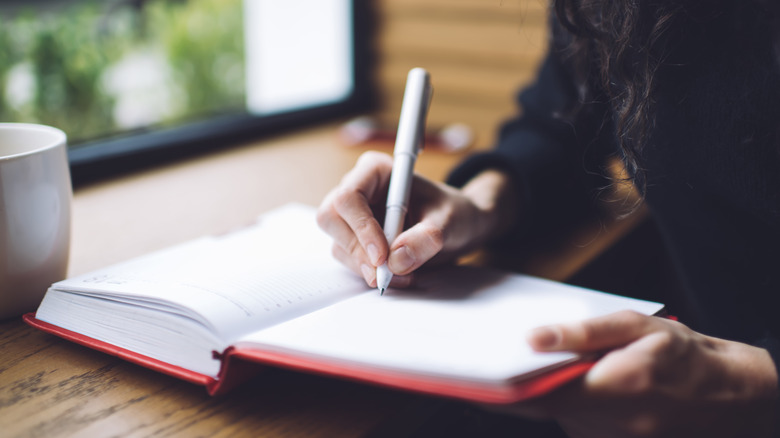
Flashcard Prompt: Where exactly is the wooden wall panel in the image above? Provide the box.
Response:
[372,0,550,148]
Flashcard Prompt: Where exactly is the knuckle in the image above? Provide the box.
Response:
[421,223,445,252]
[615,309,644,324]
[577,321,598,345]
[315,205,334,230]
[332,186,356,212]
[345,237,361,257]
[652,330,676,350]
[332,244,360,275]
[648,329,689,360]
[357,150,391,167]
[353,215,376,236]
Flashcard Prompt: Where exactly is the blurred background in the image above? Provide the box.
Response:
[0,0,244,143]
[372,0,548,148]
[0,0,549,160]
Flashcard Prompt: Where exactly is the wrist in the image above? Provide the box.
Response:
[721,338,778,400]
[461,169,520,243]
[712,337,778,436]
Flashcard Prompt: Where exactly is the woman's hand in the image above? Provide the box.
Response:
[505,311,778,437]
[316,151,519,287]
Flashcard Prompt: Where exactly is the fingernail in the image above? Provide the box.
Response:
[528,327,560,350]
[366,243,381,265]
[388,246,415,274]
[360,264,375,285]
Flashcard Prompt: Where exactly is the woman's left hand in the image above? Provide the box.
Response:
[504,310,778,438]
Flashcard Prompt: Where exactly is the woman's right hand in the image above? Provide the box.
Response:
[316,151,520,287]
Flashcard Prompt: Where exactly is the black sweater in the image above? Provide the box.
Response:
[449,2,780,376]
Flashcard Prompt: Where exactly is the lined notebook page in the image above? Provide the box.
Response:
[48,204,369,342]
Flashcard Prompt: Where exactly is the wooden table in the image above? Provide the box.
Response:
[0,124,645,437]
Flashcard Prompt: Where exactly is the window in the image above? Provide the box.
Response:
[0,0,372,183]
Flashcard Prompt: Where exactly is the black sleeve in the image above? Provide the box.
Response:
[447,26,614,245]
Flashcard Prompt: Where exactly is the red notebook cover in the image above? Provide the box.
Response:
[24,313,593,403]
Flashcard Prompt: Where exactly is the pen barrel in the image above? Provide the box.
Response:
[382,205,406,245]
[382,67,429,252]
[394,68,430,157]
[383,152,415,243]
[386,152,416,211]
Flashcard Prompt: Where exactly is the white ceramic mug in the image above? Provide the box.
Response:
[0,123,71,320]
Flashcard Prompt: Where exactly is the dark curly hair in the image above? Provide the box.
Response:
[552,0,780,183]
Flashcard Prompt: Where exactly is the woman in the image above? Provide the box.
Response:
[317,1,780,436]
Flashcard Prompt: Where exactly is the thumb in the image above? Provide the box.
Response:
[386,220,444,276]
[527,310,665,353]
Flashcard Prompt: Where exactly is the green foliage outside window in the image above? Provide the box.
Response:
[0,0,244,144]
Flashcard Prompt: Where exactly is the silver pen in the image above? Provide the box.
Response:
[377,68,433,294]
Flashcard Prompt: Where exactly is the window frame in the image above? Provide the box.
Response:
[67,0,375,186]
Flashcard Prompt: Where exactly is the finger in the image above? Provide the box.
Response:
[332,192,385,266]
[339,151,394,196]
[317,187,357,242]
[386,220,444,275]
[332,244,414,289]
[317,201,368,257]
[527,310,668,353]
[332,244,376,287]
[583,332,667,394]
[331,152,394,266]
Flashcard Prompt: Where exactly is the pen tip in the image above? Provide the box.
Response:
[379,287,385,296]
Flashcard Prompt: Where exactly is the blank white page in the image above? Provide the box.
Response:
[239,266,664,385]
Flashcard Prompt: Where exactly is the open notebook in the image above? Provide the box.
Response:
[26,203,664,403]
